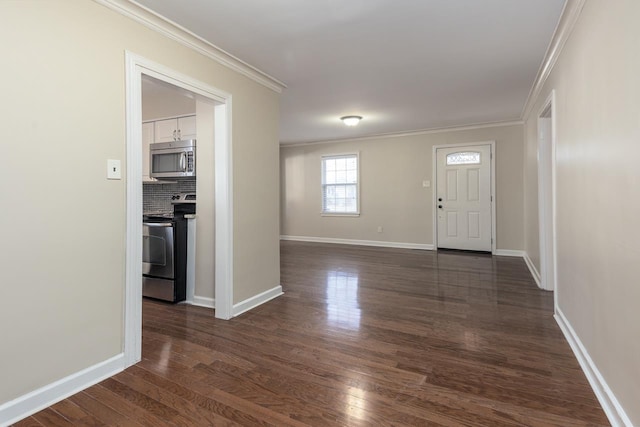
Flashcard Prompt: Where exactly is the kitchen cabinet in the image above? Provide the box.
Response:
[142,121,154,182]
[154,115,196,143]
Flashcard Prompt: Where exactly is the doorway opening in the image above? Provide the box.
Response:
[124,52,234,367]
[432,141,496,253]
[537,91,557,294]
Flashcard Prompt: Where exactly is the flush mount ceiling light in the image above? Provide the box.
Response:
[340,115,362,126]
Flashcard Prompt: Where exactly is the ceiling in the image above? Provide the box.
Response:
[135,0,566,144]
[141,76,196,121]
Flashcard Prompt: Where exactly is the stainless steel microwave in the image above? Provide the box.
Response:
[150,139,196,179]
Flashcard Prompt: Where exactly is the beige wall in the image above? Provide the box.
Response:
[524,118,540,271]
[281,124,524,251]
[523,0,640,423]
[0,0,280,404]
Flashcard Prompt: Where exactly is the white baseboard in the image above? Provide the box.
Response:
[0,353,125,427]
[555,309,633,427]
[493,249,525,257]
[191,295,215,309]
[522,252,542,288]
[280,235,434,250]
[233,285,283,317]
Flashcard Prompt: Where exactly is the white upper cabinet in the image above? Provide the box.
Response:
[142,122,154,181]
[154,115,196,143]
[177,115,196,140]
[154,118,178,143]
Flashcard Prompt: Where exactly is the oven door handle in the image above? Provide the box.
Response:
[144,222,173,227]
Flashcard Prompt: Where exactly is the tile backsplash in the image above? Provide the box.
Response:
[143,180,196,212]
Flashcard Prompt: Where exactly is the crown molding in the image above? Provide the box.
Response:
[521,0,586,120]
[93,0,286,93]
[280,120,524,147]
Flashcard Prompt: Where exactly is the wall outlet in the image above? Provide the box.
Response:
[377,226,383,233]
[422,180,431,188]
[107,159,121,180]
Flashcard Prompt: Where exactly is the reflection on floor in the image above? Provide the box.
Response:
[326,270,361,330]
[19,241,609,426]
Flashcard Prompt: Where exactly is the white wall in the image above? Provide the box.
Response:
[523,0,640,424]
[194,99,216,302]
[0,0,280,406]
[281,124,524,251]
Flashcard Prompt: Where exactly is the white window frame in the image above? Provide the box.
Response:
[321,152,360,216]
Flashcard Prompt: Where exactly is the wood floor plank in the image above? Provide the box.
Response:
[82,384,170,427]
[16,241,609,426]
[11,416,44,427]
[29,409,74,427]
[111,370,239,427]
[67,391,141,427]
[134,359,307,426]
[48,399,106,426]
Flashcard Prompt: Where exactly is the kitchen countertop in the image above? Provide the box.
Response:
[143,210,173,216]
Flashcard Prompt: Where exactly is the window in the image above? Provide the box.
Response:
[446,151,481,165]
[321,154,359,214]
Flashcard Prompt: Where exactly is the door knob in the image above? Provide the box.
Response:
[438,205,443,209]
[438,197,443,202]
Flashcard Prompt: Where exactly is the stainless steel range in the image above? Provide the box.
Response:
[142,193,195,302]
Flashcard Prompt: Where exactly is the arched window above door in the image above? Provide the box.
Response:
[446,151,481,165]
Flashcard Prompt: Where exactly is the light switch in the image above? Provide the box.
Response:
[422,180,431,188]
[107,159,121,180]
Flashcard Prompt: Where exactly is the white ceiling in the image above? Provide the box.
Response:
[141,75,196,121]
[135,0,566,144]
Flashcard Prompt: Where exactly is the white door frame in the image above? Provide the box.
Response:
[537,90,557,295]
[432,141,496,253]
[124,52,234,367]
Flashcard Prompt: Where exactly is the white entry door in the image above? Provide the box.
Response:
[435,144,492,251]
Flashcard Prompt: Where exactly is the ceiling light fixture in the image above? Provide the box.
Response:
[340,115,362,126]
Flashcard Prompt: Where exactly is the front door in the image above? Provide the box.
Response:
[435,144,492,251]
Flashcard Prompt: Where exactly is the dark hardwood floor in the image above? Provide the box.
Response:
[16,241,609,426]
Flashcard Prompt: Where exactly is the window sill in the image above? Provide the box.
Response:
[320,213,360,217]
